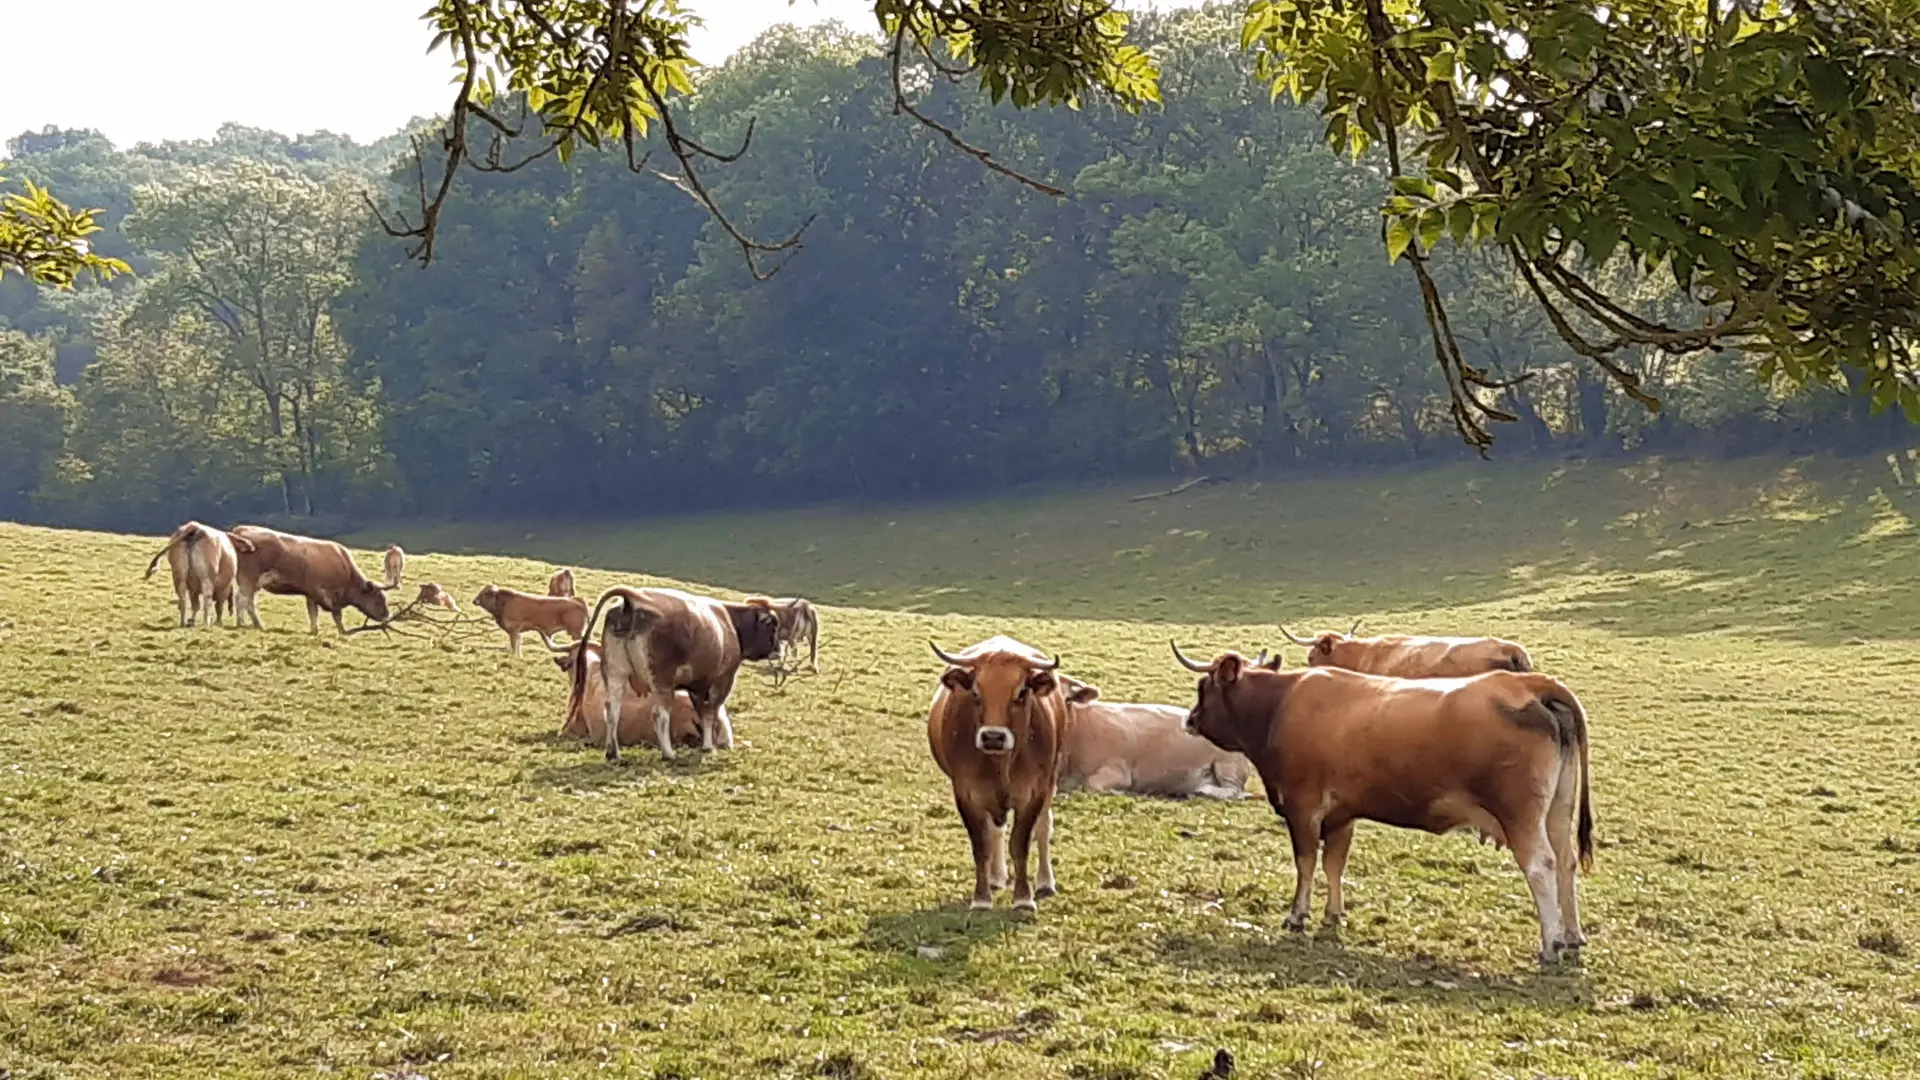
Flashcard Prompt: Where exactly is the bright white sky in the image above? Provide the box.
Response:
[0,0,902,149]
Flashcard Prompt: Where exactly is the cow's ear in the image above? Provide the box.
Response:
[1258,654,1283,672]
[1025,669,1058,697]
[1215,653,1245,684]
[941,667,975,693]
[1063,679,1100,704]
[1316,633,1339,652]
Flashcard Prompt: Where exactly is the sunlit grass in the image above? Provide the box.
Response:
[3,453,1918,1078]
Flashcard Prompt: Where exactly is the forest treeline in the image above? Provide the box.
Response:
[0,6,1906,533]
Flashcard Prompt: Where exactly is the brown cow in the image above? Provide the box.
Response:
[926,635,1070,911]
[550,642,701,747]
[1056,675,1252,800]
[569,586,781,761]
[548,568,575,598]
[144,521,252,627]
[230,525,394,633]
[472,585,589,656]
[383,544,406,591]
[744,595,819,673]
[1280,621,1533,677]
[415,582,460,613]
[1171,642,1593,964]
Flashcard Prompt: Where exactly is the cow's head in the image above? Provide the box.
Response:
[551,639,600,675]
[1058,674,1102,707]
[931,640,1063,756]
[1171,641,1281,754]
[472,584,503,617]
[1281,618,1364,667]
[725,602,782,661]
[548,569,575,597]
[347,577,393,622]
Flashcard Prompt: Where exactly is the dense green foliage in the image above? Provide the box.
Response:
[1,11,1913,530]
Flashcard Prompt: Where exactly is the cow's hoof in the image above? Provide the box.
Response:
[1537,944,1565,967]
[604,749,620,763]
[1012,896,1038,913]
[1322,912,1345,928]
[1035,883,1057,899]
[969,897,993,911]
[1282,912,1309,932]
[1559,932,1587,950]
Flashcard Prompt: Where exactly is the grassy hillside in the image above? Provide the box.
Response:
[3,455,1918,1079]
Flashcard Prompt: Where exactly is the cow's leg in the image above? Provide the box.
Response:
[198,578,216,627]
[507,630,522,657]
[1008,802,1041,912]
[1280,807,1322,932]
[330,605,348,635]
[1509,815,1566,965]
[1549,759,1587,951]
[175,582,191,628]
[600,643,634,762]
[238,582,262,629]
[986,816,1008,891]
[1081,764,1131,795]
[646,691,676,760]
[1320,818,1356,926]
[699,669,740,750]
[1033,803,1056,899]
[305,598,322,635]
[961,802,997,909]
[808,621,819,673]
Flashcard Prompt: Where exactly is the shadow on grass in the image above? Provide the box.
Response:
[855,900,1027,980]
[1156,925,1592,1008]
[516,749,744,789]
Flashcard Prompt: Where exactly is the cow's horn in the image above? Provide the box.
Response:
[929,640,971,667]
[1031,653,1060,672]
[1170,639,1210,672]
[1253,649,1270,668]
[1278,625,1316,646]
[1346,618,1363,637]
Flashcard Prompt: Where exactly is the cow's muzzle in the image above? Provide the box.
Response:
[1182,712,1201,736]
[975,726,1015,755]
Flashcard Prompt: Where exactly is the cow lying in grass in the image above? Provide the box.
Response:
[1172,642,1593,965]
[1280,621,1533,677]
[1056,675,1250,800]
[551,642,700,748]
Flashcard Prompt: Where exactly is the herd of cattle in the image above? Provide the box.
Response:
[143,519,1593,966]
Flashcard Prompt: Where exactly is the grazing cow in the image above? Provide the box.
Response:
[230,525,395,633]
[415,582,460,613]
[548,568,575,598]
[744,595,820,673]
[1171,642,1593,964]
[472,585,589,656]
[144,521,252,627]
[550,642,701,747]
[383,544,406,591]
[569,586,782,761]
[1281,621,1533,677]
[1056,675,1252,800]
[926,635,1070,911]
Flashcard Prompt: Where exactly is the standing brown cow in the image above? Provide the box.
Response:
[383,544,406,591]
[547,568,575,597]
[230,525,394,633]
[1280,622,1533,677]
[569,586,781,761]
[744,595,819,673]
[144,521,252,627]
[472,585,589,656]
[1171,642,1593,964]
[926,635,1070,911]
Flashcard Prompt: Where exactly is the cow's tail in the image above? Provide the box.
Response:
[1527,677,1594,871]
[144,522,200,580]
[566,587,643,730]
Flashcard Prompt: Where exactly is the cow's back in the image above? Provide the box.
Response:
[1063,699,1249,794]
[632,588,737,677]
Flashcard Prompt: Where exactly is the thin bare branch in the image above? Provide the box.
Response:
[887,27,1068,198]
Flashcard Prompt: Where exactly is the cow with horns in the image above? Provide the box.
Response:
[1170,641,1593,965]
[925,636,1071,911]
[1280,620,1534,678]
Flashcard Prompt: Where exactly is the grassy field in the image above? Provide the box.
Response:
[3,454,1918,1079]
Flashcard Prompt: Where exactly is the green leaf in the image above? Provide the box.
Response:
[1426,50,1456,84]
[1385,215,1415,263]
[1417,207,1447,252]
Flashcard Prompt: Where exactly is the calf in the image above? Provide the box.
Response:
[1281,622,1533,677]
[926,635,1070,911]
[472,585,589,656]
[548,568,575,597]
[230,525,393,633]
[1056,676,1251,800]
[1172,642,1593,965]
[144,521,251,627]
[569,586,781,761]
[384,544,406,591]
[744,595,820,672]
[415,582,460,613]
[550,642,701,747]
